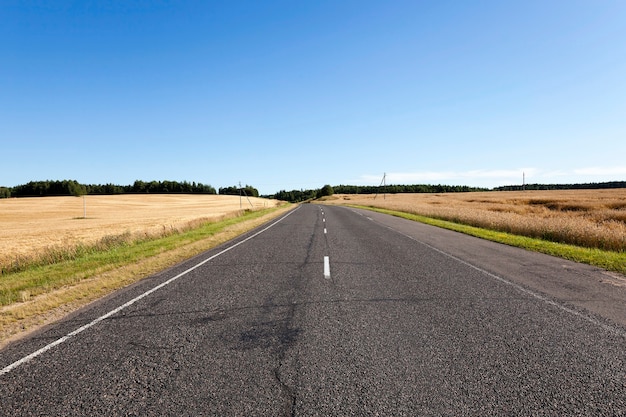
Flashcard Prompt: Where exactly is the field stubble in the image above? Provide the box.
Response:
[0,195,288,346]
[1,194,280,273]
[323,189,626,252]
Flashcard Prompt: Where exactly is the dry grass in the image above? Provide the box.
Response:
[0,194,280,273]
[323,189,626,252]
[0,203,293,348]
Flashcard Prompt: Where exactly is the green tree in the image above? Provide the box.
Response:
[67,180,87,196]
[219,184,259,197]
[317,184,334,198]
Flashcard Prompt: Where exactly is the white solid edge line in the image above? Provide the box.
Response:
[406,230,626,338]
[324,256,331,279]
[357,208,626,339]
[0,206,301,377]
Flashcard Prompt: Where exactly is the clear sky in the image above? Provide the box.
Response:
[2,1,625,194]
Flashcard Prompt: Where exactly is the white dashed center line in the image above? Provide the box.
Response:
[323,256,331,279]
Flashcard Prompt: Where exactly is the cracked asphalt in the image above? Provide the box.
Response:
[2,204,626,415]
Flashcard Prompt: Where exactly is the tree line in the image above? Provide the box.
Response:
[493,181,626,191]
[268,181,626,203]
[219,185,259,198]
[332,184,488,194]
[270,184,334,203]
[4,180,217,197]
[3,179,625,201]
[269,183,486,203]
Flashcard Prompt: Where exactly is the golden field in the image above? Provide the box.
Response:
[0,194,280,271]
[322,189,626,252]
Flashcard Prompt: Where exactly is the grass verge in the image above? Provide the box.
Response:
[0,204,293,347]
[351,205,626,275]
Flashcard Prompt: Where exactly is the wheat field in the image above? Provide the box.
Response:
[0,194,280,271]
[323,189,626,252]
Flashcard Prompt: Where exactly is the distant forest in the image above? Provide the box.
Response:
[272,181,626,203]
[3,180,217,198]
[219,185,259,198]
[1,179,625,202]
[493,181,626,191]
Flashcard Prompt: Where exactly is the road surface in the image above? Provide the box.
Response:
[2,204,626,415]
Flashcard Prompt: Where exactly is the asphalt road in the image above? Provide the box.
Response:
[2,204,626,416]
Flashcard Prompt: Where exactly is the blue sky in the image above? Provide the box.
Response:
[2,1,625,194]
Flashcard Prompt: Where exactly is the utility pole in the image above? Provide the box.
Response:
[523,172,526,191]
[374,172,387,200]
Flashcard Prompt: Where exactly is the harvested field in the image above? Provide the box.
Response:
[0,194,280,271]
[322,189,626,252]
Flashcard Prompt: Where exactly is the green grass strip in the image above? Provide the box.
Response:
[351,205,626,275]
[0,207,284,306]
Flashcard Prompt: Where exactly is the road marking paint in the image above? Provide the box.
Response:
[323,256,331,279]
[0,206,301,377]
[323,218,326,223]
[324,228,327,234]
[371,214,626,339]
